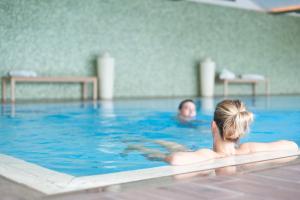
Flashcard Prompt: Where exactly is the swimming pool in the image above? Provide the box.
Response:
[0,96,300,194]
[1,96,300,175]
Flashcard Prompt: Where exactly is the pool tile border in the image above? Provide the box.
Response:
[1,150,300,195]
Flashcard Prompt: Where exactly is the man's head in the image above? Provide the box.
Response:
[178,99,196,119]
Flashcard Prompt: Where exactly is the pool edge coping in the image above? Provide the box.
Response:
[1,150,300,195]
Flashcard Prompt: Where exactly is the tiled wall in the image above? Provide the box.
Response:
[1,0,300,99]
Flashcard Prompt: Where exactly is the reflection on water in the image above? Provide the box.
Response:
[99,100,115,118]
[1,103,15,117]
[200,97,214,114]
[175,155,299,180]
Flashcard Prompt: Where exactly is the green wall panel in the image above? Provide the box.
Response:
[0,0,300,99]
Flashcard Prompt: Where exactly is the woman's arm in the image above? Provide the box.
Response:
[152,140,190,152]
[165,149,221,166]
[237,140,299,155]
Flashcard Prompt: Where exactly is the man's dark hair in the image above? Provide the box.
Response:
[178,99,195,110]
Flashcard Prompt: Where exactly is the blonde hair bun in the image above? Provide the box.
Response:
[214,100,253,141]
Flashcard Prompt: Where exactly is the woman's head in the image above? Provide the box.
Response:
[178,99,196,119]
[213,99,253,142]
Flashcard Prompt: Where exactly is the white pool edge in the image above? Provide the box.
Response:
[1,150,300,195]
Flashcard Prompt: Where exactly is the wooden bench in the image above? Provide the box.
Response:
[1,76,98,103]
[221,78,269,96]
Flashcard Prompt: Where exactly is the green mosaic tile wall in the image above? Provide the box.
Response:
[1,0,300,99]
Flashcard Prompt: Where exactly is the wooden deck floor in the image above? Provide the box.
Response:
[1,156,300,200]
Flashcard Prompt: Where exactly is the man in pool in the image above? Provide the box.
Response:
[177,99,197,121]
[125,99,299,165]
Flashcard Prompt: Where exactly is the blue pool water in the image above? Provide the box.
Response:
[1,96,300,176]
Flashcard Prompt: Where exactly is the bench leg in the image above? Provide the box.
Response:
[93,79,97,101]
[265,80,269,96]
[252,83,256,96]
[2,77,6,103]
[10,79,15,103]
[224,80,228,96]
[82,82,88,100]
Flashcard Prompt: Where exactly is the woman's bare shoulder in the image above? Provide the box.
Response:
[236,140,299,155]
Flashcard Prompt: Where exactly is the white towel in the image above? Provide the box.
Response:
[8,70,37,77]
[219,69,236,80]
[241,74,265,80]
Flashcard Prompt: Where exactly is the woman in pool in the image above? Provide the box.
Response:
[126,99,299,165]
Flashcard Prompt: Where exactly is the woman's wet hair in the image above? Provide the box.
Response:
[214,99,253,142]
[178,99,195,110]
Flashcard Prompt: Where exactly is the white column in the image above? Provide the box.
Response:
[200,57,216,97]
[97,53,115,100]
